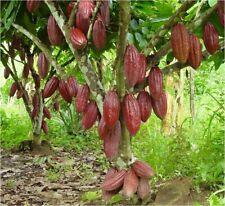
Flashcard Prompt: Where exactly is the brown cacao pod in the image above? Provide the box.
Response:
[16,89,23,99]
[137,91,152,122]
[187,34,202,69]
[58,79,72,103]
[34,74,40,90]
[148,66,163,100]
[123,93,141,136]
[123,168,139,198]
[100,0,110,27]
[11,35,21,50]
[23,63,30,79]
[43,107,51,120]
[203,22,219,54]
[43,76,59,98]
[66,2,74,18]
[19,48,25,61]
[124,45,140,87]
[103,90,120,129]
[26,0,40,13]
[31,107,38,120]
[47,15,63,46]
[27,54,34,67]
[9,82,17,97]
[82,101,98,130]
[137,53,147,84]
[37,52,49,79]
[137,178,150,200]
[101,169,127,191]
[92,16,106,51]
[32,93,39,109]
[103,121,121,161]
[67,76,78,97]
[41,120,48,134]
[217,0,225,27]
[151,92,167,120]
[75,84,90,113]
[70,27,87,50]
[171,23,190,63]
[98,117,111,139]
[4,67,11,79]
[53,100,60,111]
[132,160,155,178]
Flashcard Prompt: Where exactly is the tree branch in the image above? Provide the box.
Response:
[67,0,79,28]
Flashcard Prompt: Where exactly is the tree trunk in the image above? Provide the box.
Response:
[189,68,195,123]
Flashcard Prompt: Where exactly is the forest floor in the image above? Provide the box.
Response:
[0,146,211,206]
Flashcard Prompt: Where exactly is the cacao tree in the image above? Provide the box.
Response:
[0,0,224,201]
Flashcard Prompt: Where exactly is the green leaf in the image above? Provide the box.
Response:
[130,19,139,30]
[208,0,217,7]
[127,33,134,44]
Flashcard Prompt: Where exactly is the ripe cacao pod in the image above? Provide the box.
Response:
[78,0,94,18]
[23,63,30,79]
[100,0,110,27]
[124,45,140,87]
[92,16,106,51]
[47,15,63,46]
[101,169,127,191]
[103,121,121,161]
[9,82,17,97]
[31,107,38,120]
[53,100,60,111]
[42,120,48,134]
[123,93,141,136]
[58,79,72,103]
[103,90,120,129]
[11,35,21,50]
[43,76,59,98]
[151,92,167,120]
[203,22,219,54]
[98,117,111,139]
[137,53,147,84]
[43,107,51,119]
[76,12,91,35]
[26,0,40,13]
[148,66,163,100]
[217,1,225,27]
[34,74,40,90]
[70,27,87,50]
[132,160,155,178]
[16,89,23,99]
[82,101,98,130]
[4,67,11,79]
[187,34,202,69]
[123,168,139,198]
[137,91,152,122]
[76,84,90,113]
[66,2,74,18]
[67,76,78,97]
[32,94,39,109]
[37,52,49,79]
[171,23,190,63]
[27,54,34,67]
[137,178,150,200]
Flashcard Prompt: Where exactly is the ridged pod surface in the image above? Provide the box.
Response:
[67,76,78,97]
[66,2,74,18]
[123,94,141,136]
[137,91,152,122]
[187,34,202,69]
[137,178,150,200]
[58,80,72,103]
[31,108,38,120]
[171,23,190,63]
[132,160,155,178]
[76,84,90,113]
[100,0,110,27]
[98,117,111,139]
[70,27,87,50]
[151,92,167,120]
[23,63,30,79]
[82,101,98,130]
[203,23,219,54]
[37,52,49,79]
[43,107,51,119]
[103,90,120,129]
[26,0,40,13]
[43,76,59,98]
[9,82,17,97]
[137,53,147,84]
[42,121,48,134]
[4,67,11,79]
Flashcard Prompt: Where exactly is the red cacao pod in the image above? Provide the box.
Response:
[4,67,11,79]
[217,0,225,27]
[123,93,141,136]
[187,34,202,69]
[124,45,140,87]
[100,0,110,27]
[132,160,155,178]
[92,16,106,51]
[171,23,190,63]
[9,82,17,97]
[32,94,39,109]
[75,84,90,113]
[82,100,98,130]
[70,27,87,50]
[137,91,152,122]
[76,12,91,35]
[43,76,59,98]
[148,66,163,100]
[27,54,34,67]
[23,63,30,79]
[31,107,38,120]
[53,100,60,111]
[98,117,111,139]
[47,15,63,46]
[26,0,40,13]
[103,90,120,129]
[33,74,40,90]
[123,168,139,198]
[78,0,94,18]
[37,52,49,79]
[203,22,219,54]
[137,53,147,84]
[16,89,23,99]
[151,92,167,120]
[137,178,150,200]
[43,107,51,120]
[58,79,72,103]
[103,121,121,161]
[67,76,78,97]
[41,120,48,134]
[66,2,74,18]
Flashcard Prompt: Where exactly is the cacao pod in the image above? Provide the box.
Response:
[23,63,30,79]
[132,160,155,178]
[137,91,152,122]
[41,120,48,134]
[82,100,98,130]
[78,0,94,18]
[58,79,72,103]
[37,52,49,79]
[47,15,63,46]
[27,54,34,67]
[137,178,150,200]
[103,90,120,129]
[75,84,90,113]
[151,92,167,120]
[26,0,40,13]
[70,27,87,50]
[19,48,25,61]
[9,82,17,97]
[16,89,23,99]
[123,93,141,136]
[217,0,225,27]
[92,16,106,51]
[43,107,51,119]
[98,117,111,139]
[66,2,74,18]
[32,94,39,109]
[76,11,91,35]
[43,76,59,98]
[123,168,139,198]
[31,107,38,120]
[101,169,127,191]
[137,53,147,84]
[67,76,78,97]
[103,121,121,161]
[53,100,60,111]
[124,45,140,87]
[171,23,190,63]
[33,74,40,90]
[11,35,21,50]
[100,0,110,27]
[4,67,11,79]
[148,66,163,100]
[187,34,202,69]
[203,22,219,54]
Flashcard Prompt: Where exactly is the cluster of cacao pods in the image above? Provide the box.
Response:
[102,160,154,200]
